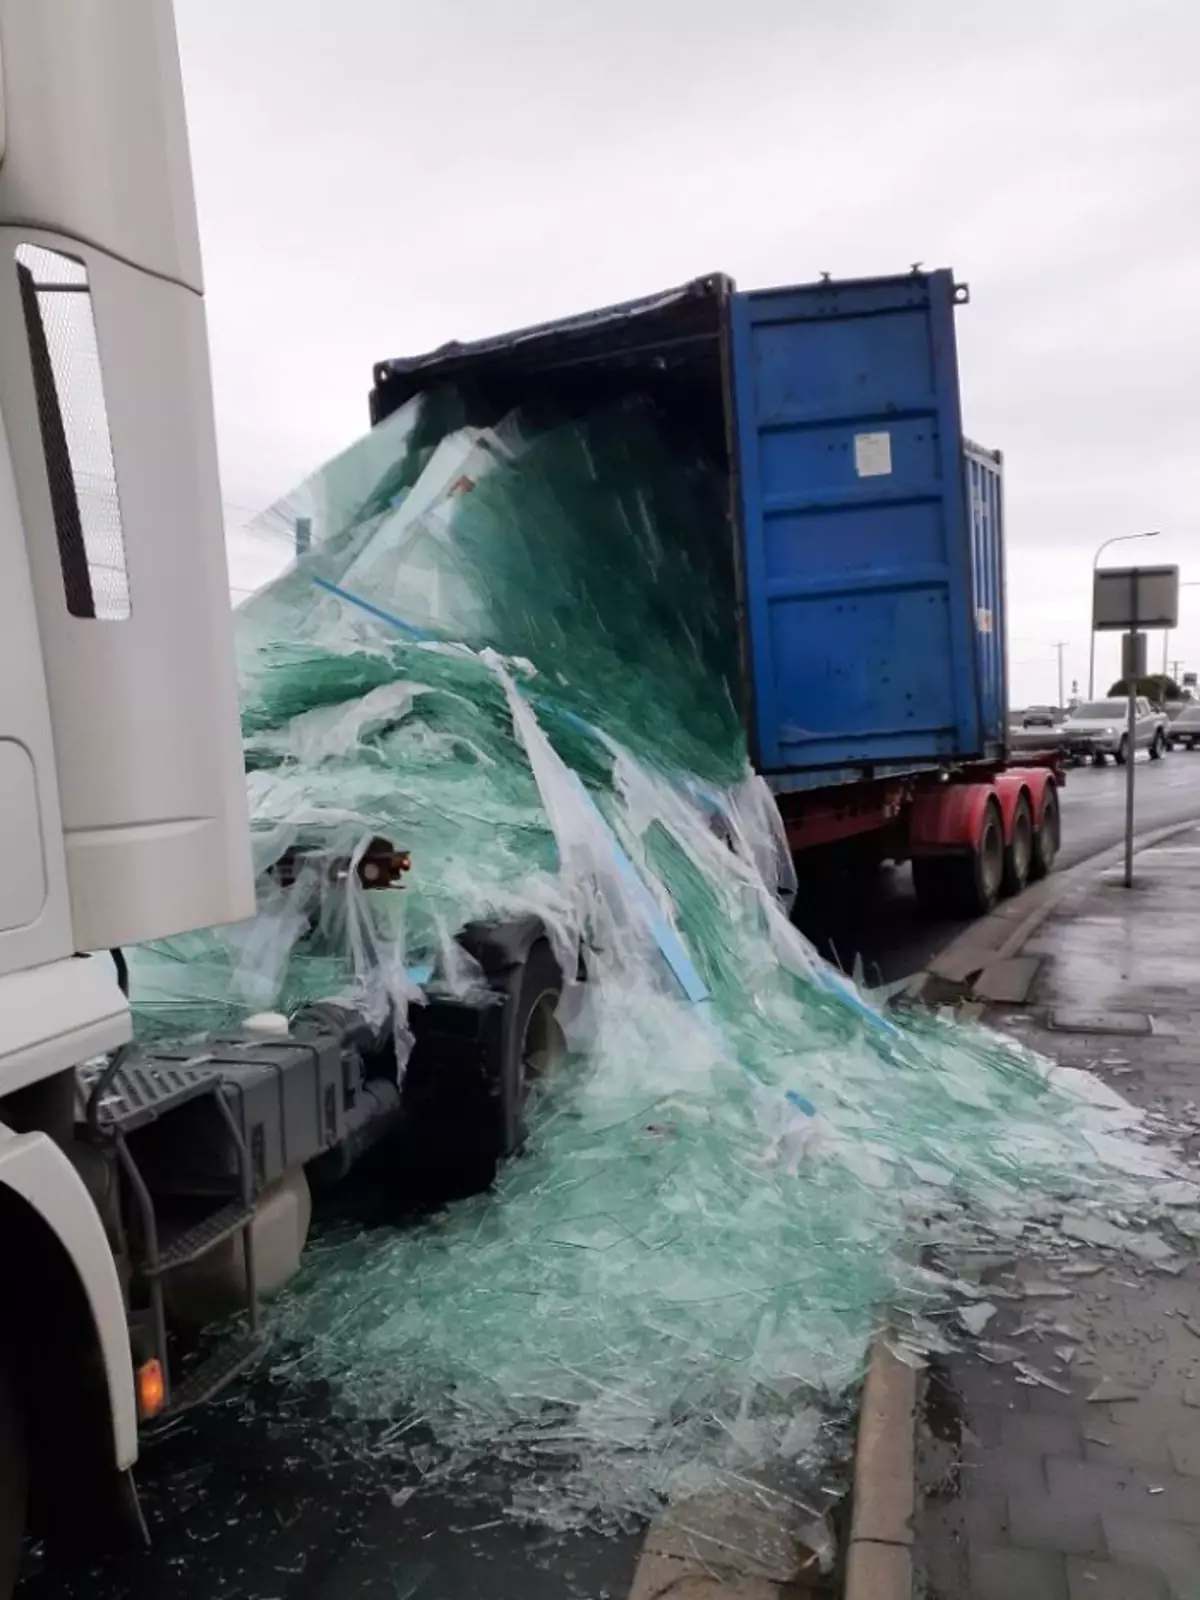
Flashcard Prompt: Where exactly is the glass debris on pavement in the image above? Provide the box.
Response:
[131,390,1188,1532]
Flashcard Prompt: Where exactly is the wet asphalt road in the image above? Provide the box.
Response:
[17,755,1200,1600]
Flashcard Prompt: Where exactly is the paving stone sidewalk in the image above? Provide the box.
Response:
[915,822,1200,1600]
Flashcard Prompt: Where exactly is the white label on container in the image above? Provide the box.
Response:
[854,431,892,477]
[977,608,993,633]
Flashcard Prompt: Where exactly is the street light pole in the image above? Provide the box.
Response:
[1089,531,1160,698]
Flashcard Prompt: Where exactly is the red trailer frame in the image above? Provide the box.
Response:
[776,761,1062,918]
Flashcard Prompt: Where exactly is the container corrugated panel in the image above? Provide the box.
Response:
[728,269,1006,780]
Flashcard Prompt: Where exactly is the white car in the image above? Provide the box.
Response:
[1061,698,1168,765]
[1168,704,1200,750]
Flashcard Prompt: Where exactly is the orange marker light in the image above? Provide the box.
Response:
[137,1358,165,1419]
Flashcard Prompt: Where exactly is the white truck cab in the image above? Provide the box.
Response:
[0,1,254,1585]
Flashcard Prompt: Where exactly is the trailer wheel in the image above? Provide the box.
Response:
[0,1358,27,1599]
[1030,782,1060,881]
[1001,793,1034,898]
[939,795,1005,917]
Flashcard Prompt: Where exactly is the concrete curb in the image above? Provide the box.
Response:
[844,812,1200,1600]
[844,1341,916,1600]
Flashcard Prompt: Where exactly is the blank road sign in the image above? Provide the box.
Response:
[1094,565,1180,630]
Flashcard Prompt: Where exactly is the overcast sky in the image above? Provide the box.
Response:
[175,0,1200,706]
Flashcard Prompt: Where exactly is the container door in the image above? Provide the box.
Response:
[729,270,985,777]
[964,440,1007,750]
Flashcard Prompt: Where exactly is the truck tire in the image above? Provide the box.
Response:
[1029,783,1060,881]
[1114,736,1128,766]
[941,795,1005,917]
[1149,730,1165,760]
[403,939,564,1199]
[1001,793,1034,898]
[0,1359,27,1599]
[498,940,565,1159]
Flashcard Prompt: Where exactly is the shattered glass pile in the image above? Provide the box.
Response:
[134,391,1182,1531]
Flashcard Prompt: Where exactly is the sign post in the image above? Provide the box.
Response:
[1121,631,1147,887]
[1094,565,1179,889]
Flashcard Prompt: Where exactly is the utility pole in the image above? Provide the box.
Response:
[1170,658,1184,684]
[1053,641,1068,711]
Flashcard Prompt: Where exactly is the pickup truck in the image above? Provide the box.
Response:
[1168,703,1200,750]
[1060,698,1168,765]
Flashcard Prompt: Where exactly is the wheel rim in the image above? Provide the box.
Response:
[980,810,1004,899]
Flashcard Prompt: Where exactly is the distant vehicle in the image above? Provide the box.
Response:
[1020,706,1060,728]
[1007,709,1066,757]
[1168,704,1200,750]
[1061,698,1168,765]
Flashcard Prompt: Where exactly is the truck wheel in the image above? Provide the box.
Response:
[498,940,564,1159]
[1114,736,1128,766]
[1149,731,1165,760]
[404,940,564,1199]
[1001,793,1033,897]
[943,796,1005,917]
[0,1360,27,1599]
[1029,783,1060,881]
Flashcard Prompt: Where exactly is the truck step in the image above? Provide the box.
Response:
[156,1331,268,1424]
[77,1056,223,1133]
[149,1200,255,1275]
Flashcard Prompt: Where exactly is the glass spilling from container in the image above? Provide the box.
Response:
[132,390,1181,1533]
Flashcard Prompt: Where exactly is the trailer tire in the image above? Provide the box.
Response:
[939,795,1005,917]
[0,1359,27,1600]
[1001,793,1034,898]
[1030,782,1060,881]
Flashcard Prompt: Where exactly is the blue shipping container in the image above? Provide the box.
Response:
[729,270,1006,781]
[372,268,1007,791]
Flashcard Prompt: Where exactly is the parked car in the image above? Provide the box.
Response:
[1060,698,1168,764]
[1168,704,1200,750]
